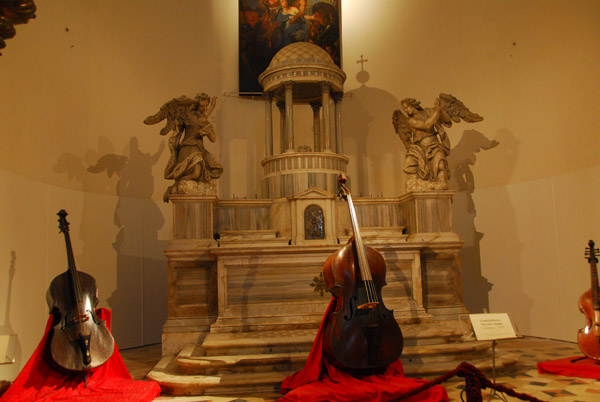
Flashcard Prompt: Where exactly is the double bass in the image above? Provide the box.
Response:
[46,210,114,379]
[322,175,403,372]
[577,239,600,360]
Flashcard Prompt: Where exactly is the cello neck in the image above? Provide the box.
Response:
[58,210,84,305]
[586,240,600,310]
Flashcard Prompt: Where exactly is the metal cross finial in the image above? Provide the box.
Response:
[357,55,368,71]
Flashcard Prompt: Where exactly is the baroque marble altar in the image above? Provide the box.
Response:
[162,189,464,352]
[148,43,514,397]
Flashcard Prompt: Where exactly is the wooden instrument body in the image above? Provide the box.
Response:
[577,288,600,360]
[46,271,114,371]
[46,210,115,373]
[577,240,600,360]
[322,241,404,370]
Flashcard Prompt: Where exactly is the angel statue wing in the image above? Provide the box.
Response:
[143,96,197,136]
[392,109,412,149]
[437,93,483,128]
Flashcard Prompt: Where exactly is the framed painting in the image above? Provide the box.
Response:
[239,0,341,93]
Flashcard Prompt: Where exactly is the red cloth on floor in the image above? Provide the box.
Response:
[279,299,448,402]
[0,309,161,402]
[537,356,600,379]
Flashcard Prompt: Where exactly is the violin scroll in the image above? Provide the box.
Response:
[585,240,599,264]
[337,174,349,200]
[57,209,69,233]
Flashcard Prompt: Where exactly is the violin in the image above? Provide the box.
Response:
[322,175,403,372]
[577,240,600,360]
[46,210,114,377]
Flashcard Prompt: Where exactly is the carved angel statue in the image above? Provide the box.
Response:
[144,93,223,202]
[392,94,483,192]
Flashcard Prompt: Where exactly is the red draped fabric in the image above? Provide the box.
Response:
[0,309,161,402]
[279,300,448,402]
[537,356,600,379]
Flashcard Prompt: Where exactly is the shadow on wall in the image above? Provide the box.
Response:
[0,251,21,377]
[342,83,404,197]
[54,137,168,349]
[449,129,531,327]
[448,130,498,313]
[214,95,261,199]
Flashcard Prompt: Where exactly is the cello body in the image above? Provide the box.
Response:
[46,210,114,372]
[322,240,404,371]
[577,240,600,360]
[321,175,403,372]
[46,271,115,371]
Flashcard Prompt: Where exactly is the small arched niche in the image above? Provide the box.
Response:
[304,204,325,240]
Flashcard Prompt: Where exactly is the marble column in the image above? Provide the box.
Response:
[284,81,295,152]
[277,101,286,154]
[310,101,322,152]
[320,82,332,152]
[263,91,273,157]
[332,91,343,154]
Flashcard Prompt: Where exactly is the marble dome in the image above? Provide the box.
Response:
[258,42,346,101]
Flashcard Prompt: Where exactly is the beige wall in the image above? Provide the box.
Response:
[1,0,599,380]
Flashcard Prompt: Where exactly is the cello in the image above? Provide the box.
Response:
[46,210,114,380]
[322,175,403,373]
[577,239,600,360]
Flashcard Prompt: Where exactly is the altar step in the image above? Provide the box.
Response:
[150,357,293,397]
[209,311,325,333]
[202,323,461,356]
[178,336,493,375]
[210,306,431,334]
[150,351,518,397]
[148,324,519,396]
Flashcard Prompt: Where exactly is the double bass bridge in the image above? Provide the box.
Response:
[358,302,379,310]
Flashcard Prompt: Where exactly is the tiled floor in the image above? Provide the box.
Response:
[120,337,600,401]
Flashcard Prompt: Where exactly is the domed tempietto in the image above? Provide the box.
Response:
[259,41,345,99]
[258,42,348,199]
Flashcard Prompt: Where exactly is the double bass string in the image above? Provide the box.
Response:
[345,190,379,307]
[60,216,89,334]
